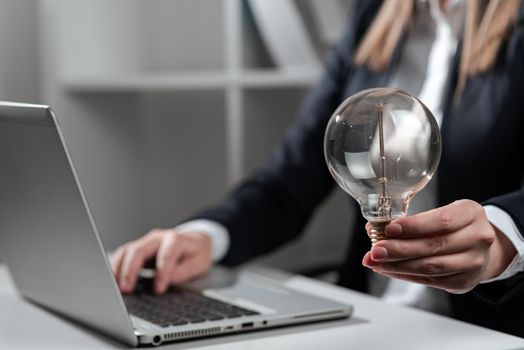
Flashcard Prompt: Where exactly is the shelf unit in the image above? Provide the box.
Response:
[63,68,322,92]
[38,0,354,271]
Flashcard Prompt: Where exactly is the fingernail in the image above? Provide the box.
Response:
[371,246,388,261]
[385,223,402,237]
[362,252,371,267]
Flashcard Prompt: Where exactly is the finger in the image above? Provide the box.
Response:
[119,237,161,293]
[362,251,372,267]
[373,270,476,294]
[155,233,184,294]
[365,251,482,277]
[370,229,474,262]
[109,247,126,281]
[372,269,441,287]
[169,252,211,285]
[387,200,480,238]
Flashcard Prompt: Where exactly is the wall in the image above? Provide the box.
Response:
[0,0,41,262]
[0,0,40,103]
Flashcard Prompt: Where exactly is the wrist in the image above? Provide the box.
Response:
[483,225,517,281]
[182,231,212,245]
[175,219,230,262]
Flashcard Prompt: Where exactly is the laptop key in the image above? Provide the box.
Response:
[203,312,225,321]
[124,283,260,328]
[186,316,206,323]
[207,315,225,321]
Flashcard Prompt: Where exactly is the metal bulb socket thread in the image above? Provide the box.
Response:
[368,221,390,245]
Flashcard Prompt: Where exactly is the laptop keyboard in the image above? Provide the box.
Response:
[123,279,260,328]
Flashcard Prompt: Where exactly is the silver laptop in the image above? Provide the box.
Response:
[0,101,352,346]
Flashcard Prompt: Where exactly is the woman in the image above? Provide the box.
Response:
[111,0,524,337]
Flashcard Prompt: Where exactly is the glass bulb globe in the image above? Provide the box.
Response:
[324,88,441,244]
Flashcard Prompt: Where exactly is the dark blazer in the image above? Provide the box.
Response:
[194,0,524,337]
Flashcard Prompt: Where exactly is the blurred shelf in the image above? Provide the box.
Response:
[62,67,322,92]
[240,67,321,88]
[62,71,229,92]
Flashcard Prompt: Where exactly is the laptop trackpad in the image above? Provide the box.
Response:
[200,272,327,315]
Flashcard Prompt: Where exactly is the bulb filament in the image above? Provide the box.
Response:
[377,103,391,219]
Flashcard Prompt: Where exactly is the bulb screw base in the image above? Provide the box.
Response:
[368,221,390,245]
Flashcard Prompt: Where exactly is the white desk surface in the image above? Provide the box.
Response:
[1,265,523,350]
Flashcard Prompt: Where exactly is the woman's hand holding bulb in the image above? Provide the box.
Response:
[362,199,517,293]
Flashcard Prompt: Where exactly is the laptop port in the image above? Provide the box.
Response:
[241,322,254,328]
[152,335,162,345]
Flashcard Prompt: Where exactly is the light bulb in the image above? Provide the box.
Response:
[324,88,441,244]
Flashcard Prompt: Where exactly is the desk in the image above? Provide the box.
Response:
[1,265,523,349]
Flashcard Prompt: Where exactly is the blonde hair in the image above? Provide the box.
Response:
[353,0,521,97]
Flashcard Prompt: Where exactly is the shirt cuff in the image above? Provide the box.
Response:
[174,219,230,262]
[481,205,524,283]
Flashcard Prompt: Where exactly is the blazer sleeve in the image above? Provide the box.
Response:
[187,1,377,266]
[473,189,524,304]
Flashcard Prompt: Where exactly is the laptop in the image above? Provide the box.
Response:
[0,101,352,346]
